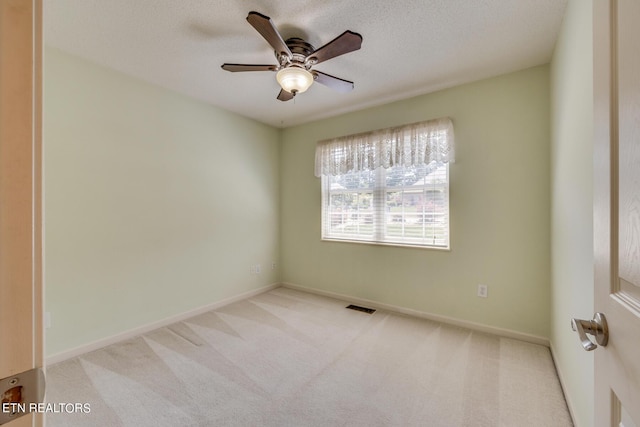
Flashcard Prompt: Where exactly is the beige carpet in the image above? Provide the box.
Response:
[45,287,573,426]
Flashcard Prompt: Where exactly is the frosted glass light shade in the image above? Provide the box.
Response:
[276,67,313,94]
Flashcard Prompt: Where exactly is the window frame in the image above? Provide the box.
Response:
[321,162,450,250]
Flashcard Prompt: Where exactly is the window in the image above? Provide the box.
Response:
[322,162,449,248]
[315,118,454,249]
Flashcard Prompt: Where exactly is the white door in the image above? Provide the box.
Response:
[593,0,640,426]
[0,1,44,426]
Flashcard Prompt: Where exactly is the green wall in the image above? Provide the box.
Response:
[45,38,578,371]
[549,1,594,426]
[44,48,281,357]
[280,65,551,338]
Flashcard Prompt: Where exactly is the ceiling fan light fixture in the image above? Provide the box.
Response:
[221,12,362,101]
[276,67,314,94]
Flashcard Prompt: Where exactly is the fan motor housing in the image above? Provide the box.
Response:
[277,37,316,67]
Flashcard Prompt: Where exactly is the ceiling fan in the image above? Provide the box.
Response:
[221,11,363,101]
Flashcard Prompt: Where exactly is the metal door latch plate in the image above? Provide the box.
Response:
[1,368,45,425]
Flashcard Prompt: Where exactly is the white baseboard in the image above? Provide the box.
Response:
[46,283,280,365]
[47,281,550,365]
[281,282,550,347]
[549,342,579,427]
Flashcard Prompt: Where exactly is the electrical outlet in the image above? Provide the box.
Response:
[271,262,276,270]
[477,284,488,298]
[255,264,261,274]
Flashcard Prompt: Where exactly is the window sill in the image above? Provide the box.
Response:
[321,237,450,251]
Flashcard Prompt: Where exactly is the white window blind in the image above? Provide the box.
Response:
[316,118,454,249]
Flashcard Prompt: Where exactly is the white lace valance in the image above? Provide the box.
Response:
[314,117,455,177]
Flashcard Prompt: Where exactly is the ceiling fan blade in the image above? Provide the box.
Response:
[221,64,277,72]
[312,70,354,93]
[277,89,295,102]
[246,11,292,59]
[309,31,362,65]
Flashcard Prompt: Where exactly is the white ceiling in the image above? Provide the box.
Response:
[44,0,568,128]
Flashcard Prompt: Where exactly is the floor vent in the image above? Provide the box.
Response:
[346,304,376,314]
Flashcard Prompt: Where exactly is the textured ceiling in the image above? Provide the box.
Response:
[44,0,568,128]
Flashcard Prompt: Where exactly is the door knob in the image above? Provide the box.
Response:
[571,312,608,351]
